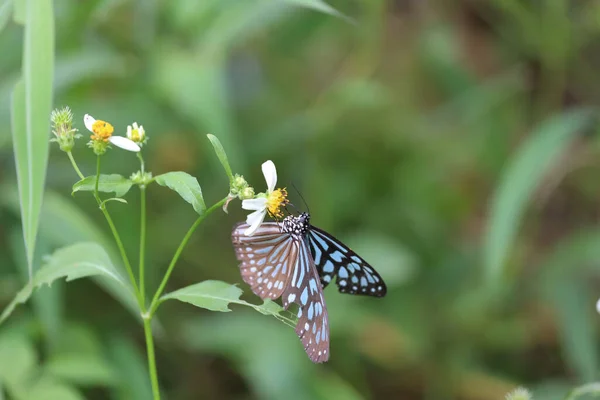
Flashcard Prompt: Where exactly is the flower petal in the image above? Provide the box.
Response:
[83,114,96,132]
[262,160,277,192]
[126,125,133,140]
[242,197,267,211]
[108,136,141,152]
[244,209,266,236]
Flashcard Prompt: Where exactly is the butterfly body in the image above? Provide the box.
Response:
[231,212,386,363]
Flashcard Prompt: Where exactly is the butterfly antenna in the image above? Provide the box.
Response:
[290,181,310,214]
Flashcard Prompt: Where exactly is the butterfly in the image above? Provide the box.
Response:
[231,212,386,363]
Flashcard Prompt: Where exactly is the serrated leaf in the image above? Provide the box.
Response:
[483,109,593,284]
[0,242,133,325]
[72,175,133,198]
[154,171,206,214]
[161,280,296,327]
[161,280,243,312]
[206,134,233,183]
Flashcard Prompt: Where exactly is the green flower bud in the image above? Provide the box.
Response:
[506,387,532,400]
[240,186,255,200]
[88,139,109,156]
[130,171,153,187]
[50,106,81,152]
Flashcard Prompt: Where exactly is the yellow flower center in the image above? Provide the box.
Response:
[266,188,288,218]
[130,128,141,142]
[90,120,114,142]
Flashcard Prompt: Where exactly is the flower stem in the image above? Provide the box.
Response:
[67,151,84,180]
[149,197,227,315]
[143,316,160,400]
[93,155,141,303]
[138,154,147,306]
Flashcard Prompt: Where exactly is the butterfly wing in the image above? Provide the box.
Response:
[308,226,386,297]
[232,223,297,299]
[281,236,329,363]
[232,223,330,363]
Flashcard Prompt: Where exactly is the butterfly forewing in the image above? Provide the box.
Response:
[232,223,296,299]
[308,226,386,297]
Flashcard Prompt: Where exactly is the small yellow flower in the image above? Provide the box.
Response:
[266,188,288,218]
[126,122,146,145]
[90,119,114,142]
[241,160,288,236]
[84,114,141,154]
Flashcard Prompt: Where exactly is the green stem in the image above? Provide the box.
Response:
[67,151,84,179]
[93,155,141,303]
[149,198,227,315]
[138,154,147,306]
[143,317,160,400]
[95,155,101,196]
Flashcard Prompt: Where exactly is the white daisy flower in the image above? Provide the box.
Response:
[126,122,146,145]
[241,160,288,236]
[84,114,140,152]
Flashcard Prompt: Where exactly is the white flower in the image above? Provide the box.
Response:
[126,122,146,144]
[241,160,288,236]
[84,114,140,152]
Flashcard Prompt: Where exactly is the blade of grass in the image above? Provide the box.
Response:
[483,109,593,285]
[11,0,54,279]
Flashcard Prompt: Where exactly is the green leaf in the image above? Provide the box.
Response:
[0,0,13,33]
[538,229,600,383]
[206,134,233,183]
[552,279,597,383]
[72,175,133,198]
[161,280,296,328]
[565,383,600,400]
[100,198,128,207]
[0,242,133,325]
[8,230,63,353]
[154,171,206,214]
[483,109,593,284]
[11,0,54,279]
[45,354,117,386]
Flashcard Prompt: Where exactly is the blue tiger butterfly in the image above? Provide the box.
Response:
[231,212,386,363]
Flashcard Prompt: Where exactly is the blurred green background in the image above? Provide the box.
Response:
[3,0,600,399]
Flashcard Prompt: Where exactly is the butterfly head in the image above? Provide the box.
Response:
[282,212,310,235]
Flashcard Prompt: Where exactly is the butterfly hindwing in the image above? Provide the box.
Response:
[282,237,329,363]
[308,226,387,297]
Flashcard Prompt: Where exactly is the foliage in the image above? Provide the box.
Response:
[1,0,600,399]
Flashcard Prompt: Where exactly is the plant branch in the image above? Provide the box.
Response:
[149,197,227,315]
[143,316,161,400]
[94,155,141,304]
[67,151,85,179]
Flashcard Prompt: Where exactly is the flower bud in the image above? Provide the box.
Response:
[50,106,81,152]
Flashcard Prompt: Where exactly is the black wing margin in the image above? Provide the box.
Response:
[307,226,386,297]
